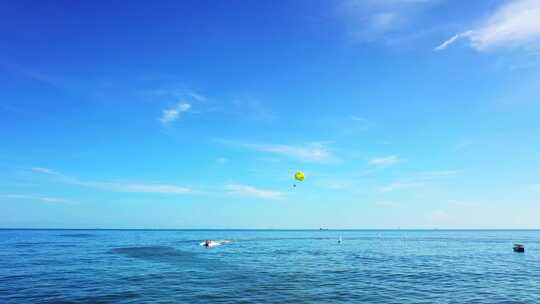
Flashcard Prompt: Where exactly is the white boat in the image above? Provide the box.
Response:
[200,240,231,248]
[200,240,221,247]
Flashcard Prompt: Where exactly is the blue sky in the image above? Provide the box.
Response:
[1,0,539,229]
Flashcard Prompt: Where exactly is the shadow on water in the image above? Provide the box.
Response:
[110,246,223,269]
[112,246,194,259]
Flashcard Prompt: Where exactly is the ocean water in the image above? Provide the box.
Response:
[1,230,539,303]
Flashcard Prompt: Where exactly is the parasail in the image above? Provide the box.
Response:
[293,171,305,187]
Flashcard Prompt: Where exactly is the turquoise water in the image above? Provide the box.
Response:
[1,230,539,303]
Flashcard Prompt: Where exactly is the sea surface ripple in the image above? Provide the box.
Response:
[1,229,539,303]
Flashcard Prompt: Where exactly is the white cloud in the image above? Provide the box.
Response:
[435,0,540,51]
[379,181,424,192]
[369,155,401,166]
[159,102,191,124]
[2,194,73,203]
[31,168,193,195]
[31,167,58,175]
[225,184,285,200]
[219,140,338,163]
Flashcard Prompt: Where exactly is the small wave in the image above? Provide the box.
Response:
[14,241,54,247]
[176,239,202,244]
[57,233,96,238]
[273,249,300,255]
[176,239,232,244]
[62,291,140,303]
[234,236,340,242]
[112,246,185,257]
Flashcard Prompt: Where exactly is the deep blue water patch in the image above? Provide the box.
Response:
[111,246,197,264]
[56,233,96,238]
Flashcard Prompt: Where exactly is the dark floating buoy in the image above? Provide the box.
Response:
[513,244,525,253]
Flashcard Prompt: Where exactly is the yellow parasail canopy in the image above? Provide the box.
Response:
[294,171,305,182]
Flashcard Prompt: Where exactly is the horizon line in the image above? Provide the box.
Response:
[2,228,540,231]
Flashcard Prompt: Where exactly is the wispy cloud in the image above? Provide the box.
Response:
[148,87,206,102]
[426,209,452,223]
[454,140,474,152]
[319,180,351,190]
[31,168,193,195]
[374,201,397,207]
[186,92,207,102]
[371,12,397,31]
[225,184,285,200]
[531,184,540,191]
[219,140,338,164]
[216,157,229,164]
[0,60,65,88]
[434,31,472,51]
[230,95,275,122]
[339,0,438,43]
[350,116,372,130]
[158,93,274,123]
[245,143,336,163]
[106,183,192,194]
[2,194,74,204]
[378,169,457,192]
[435,0,540,51]
[379,181,424,192]
[414,170,458,179]
[159,102,191,124]
[447,199,480,207]
[369,155,401,166]
[351,116,369,122]
[73,180,193,195]
[31,167,58,175]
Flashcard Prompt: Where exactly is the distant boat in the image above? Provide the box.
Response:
[319,228,329,231]
[513,244,525,252]
[338,236,342,244]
